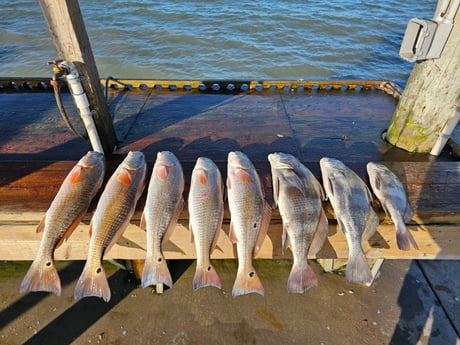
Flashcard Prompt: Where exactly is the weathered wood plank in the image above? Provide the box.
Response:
[0,213,457,261]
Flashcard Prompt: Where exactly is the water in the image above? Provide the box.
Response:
[1,0,437,87]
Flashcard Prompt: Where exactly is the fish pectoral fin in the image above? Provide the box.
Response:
[139,211,147,231]
[198,170,208,185]
[253,202,272,257]
[157,165,169,180]
[271,174,279,209]
[88,221,94,238]
[189,224,194,243]
[308,208,329,256]
[117,169,133,186]
[36,215,46,233]
[56,208,87,248]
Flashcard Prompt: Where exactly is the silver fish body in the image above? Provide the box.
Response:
[188,157,223,290]
[268,153,328,293]
[141,151,184,289]
[74,151,146,302]
[367,162,417,251]
[227,151,271,297]
[20,151,105,296]
[320,157,378,284]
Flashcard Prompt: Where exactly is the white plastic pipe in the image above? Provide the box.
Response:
[430,101,460,156]
[59,61,104,153]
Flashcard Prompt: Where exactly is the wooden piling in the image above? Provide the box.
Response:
[39,0,117,153]
[386,4,460,153]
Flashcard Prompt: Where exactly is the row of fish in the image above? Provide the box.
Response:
[20,150,417,301]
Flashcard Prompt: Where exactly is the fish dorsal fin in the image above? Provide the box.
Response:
[235,169,253,184]
[253,202,272,257]
[56,209,87,248]
[229,221,238,243]
[162,198,184,244]
[69,165,84,184]
[117,169,132,186]
[362,208,379,242]
[308,208,329,256]
[157,165,169,180]
[36,215,46,233]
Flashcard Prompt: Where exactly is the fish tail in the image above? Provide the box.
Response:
[193,263,222,290]
[141,255,173,288]
[287,262,318,293]
[74,261,111,302]
[396,223,419,251]
[346,251,372,284]
[232,267,264,297]
[19,258,61,296]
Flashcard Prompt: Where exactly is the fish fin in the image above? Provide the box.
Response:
[36,215,46,233]
[210,207,224,253]
[395,220,419,251]
[373,174,382,191]
[55,208,87,248]
[19,257,61,296]
[117,169,132,186]
[315,178,327,201]
[232,268,264,297]
[229,221,238,243]
[362,208,379,242]
[198,170,208,185]
[69,165,84,184]
[189,223,194,243]
[235,168,253,183]
[271,174,279,209]
[308,208,329,256]
[193,263,222,290]
[140,211,147,230]
[88,221,93,238]
[281,225,290,255]
[226,176,231,190]
[346,251,372,284]
[162,198,184,244]
[403,202,414,222]
[253,202,272,257]
[74,261,111,302]
[287,262,318,293]
[157,165,169,180]
[141,255,173,288]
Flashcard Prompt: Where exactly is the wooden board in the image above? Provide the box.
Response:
[0,212,457,261]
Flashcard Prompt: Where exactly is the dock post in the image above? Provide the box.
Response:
[39,0,117,153]
[386,3,460,154]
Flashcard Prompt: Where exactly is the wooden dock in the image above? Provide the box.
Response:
[0,79,459,261]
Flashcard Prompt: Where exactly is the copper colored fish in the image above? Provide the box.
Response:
[74,151,146,302]
[20,151,105,296]
[227,151,271,297]
[188,157,223,290]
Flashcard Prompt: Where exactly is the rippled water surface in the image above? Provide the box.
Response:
[1,1,437,86]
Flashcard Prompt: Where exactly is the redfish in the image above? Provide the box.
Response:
[141,151,184,289]
[320,157,378,284]
[188,157,223,290]
[74,151,146,302]
[20,151,105,296]
[227,151,271,297]
[269,152,328,293]
[367,162,417,251]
